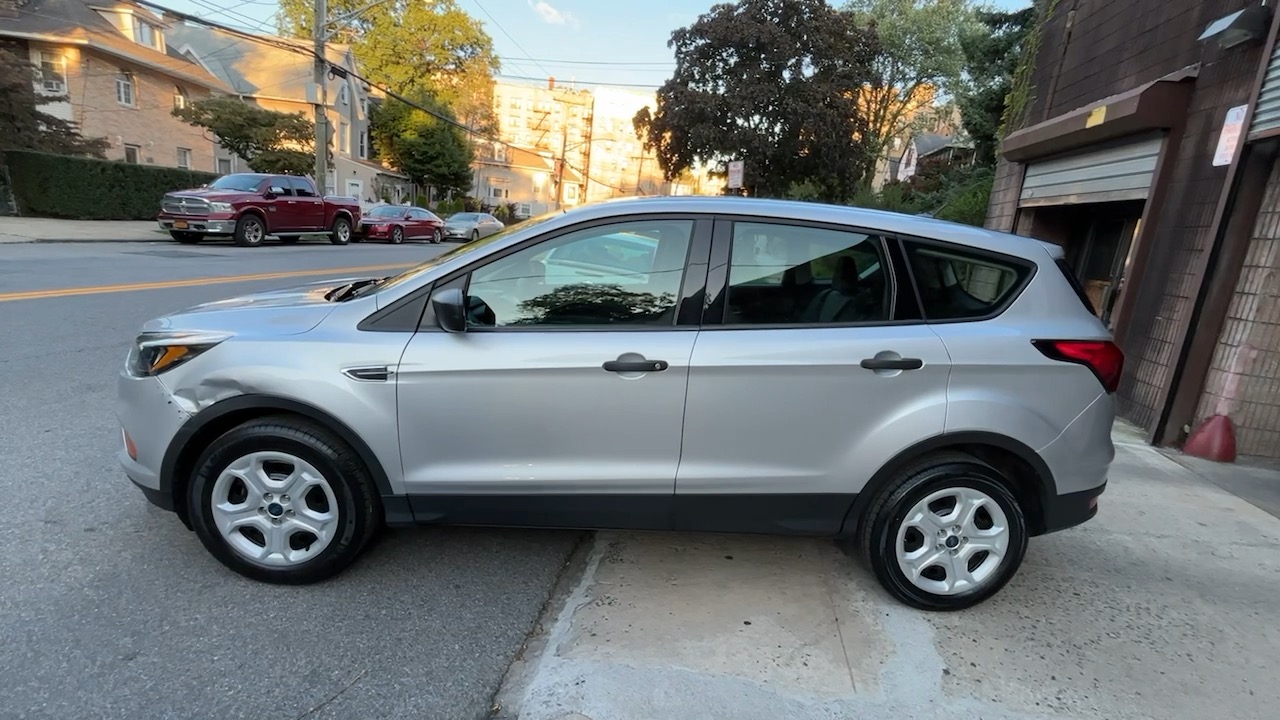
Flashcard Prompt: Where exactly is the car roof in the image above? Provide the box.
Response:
[557,196,1062,262]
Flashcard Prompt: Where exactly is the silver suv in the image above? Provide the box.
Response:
[117,197,1120,610]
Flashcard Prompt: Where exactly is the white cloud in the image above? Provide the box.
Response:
[528,0,579,28]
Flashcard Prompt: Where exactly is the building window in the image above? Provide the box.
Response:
[123,144,141,164]
[358,130,367,159]
[489,186,509,199]
[116,72,135,107]
[339,121,349,153]
[217,158,232,174]
[339,84,348,105]
[132,17,161,50]
[176,147,191,169]
[39,51,66,93]
[493,143,506,162]
[173,86,188,110]
[564,183,579,202]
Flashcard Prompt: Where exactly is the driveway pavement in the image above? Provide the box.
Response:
[497,426,1280,720]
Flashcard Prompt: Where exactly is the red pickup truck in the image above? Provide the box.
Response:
[157,173,362,247]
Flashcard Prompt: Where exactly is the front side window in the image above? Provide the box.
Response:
[465,219,693,328]
[266,178,291,196]
[40,52,66,93]
[116,72,135,106]
[904,241,1030,320]
[726,222,891,325]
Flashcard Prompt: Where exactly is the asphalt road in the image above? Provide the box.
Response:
[0,239,580,720]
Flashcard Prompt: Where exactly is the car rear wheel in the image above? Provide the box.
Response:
[860,452,1027,610]
[391,226,404,244]
[329,216,352,245]
[187,417,380,584]
[233,215,265,247]
[170,231,203,244]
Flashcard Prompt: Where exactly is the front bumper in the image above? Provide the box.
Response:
[117,370,190,512]
[359,225,391,239]
[158,217,235,235]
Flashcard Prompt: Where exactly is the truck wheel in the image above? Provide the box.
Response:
[329,217,352,245]
[170,231,203,245]
[233,214,265,247]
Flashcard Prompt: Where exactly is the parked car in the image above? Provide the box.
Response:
[356,205,444,244]
[157,173,361,247]
[117,196,1119,610]
[442,212,504,242]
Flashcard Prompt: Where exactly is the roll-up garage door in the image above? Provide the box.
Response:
[1019,134,1163,207]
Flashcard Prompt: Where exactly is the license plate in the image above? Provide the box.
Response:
[173,220,188,229]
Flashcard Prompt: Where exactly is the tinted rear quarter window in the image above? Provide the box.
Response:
[1055,258,1098,315]
[903,241,1031,320]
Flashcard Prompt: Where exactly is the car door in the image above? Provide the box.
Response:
[263,176,295,231]
[480,214,502,237]
[674,219,950,535]
[395,215,712,529]
[288,177,325,230]
[408,209,431,238]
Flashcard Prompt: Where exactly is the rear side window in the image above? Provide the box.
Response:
[1055,258,1098,315]
[903,241,1030,320]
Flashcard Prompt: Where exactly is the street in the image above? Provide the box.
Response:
[0,240,579,720]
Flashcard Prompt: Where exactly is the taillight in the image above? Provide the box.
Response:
[1032,339,1124,393]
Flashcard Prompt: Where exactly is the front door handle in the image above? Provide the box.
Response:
[860,357,923,371]
[603,359,668,373]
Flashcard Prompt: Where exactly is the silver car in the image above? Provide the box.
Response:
[441,212,504,242]
[117,197,1119,610]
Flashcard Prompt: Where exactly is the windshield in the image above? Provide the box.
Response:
[207,175,265,192]
[450,213,479,222]
[366,206,407,218]
[364,211,563,297]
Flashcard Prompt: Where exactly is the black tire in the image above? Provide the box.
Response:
[187,416,381,584]
[170,231,203,244]
[431,228,442,244]
[233,214,265,247]
[470,229,479,243]
[391,226,404,244]
[859,452,1028,611]
[279,236,300,245]
[329,216,352,245]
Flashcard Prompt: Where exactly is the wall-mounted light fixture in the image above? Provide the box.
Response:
[1198,4,1272,50]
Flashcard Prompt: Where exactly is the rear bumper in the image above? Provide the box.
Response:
[1040,481,1105,534]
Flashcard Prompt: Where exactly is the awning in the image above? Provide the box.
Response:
[1001,65,1199,163]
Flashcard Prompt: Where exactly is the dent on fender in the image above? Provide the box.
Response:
[169,374,252,414]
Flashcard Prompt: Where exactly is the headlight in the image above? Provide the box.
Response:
[208,201,234,213]
[126,331,229,377]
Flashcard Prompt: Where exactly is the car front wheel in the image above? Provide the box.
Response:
[187,417,380,584]
[431,228,442,244]
[860,452,1028,610]
[233,214,265,247]
[391,226,404,244]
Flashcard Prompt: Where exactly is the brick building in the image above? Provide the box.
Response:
[988,0,1280,458]
[2,0,230,170]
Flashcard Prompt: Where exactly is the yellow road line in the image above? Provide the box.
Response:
[0,263,412,303]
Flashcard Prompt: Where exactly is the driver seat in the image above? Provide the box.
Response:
[801,256,862,323]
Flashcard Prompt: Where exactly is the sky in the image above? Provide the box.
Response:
[160,0,1032,90]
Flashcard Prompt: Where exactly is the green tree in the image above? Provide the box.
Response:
[172,97,315,175]
[843,0,977,186]
[278,0,497,132]
[371,96,473,197]
[635,0,880,201]
[0,47,109,157]
[956,6,1035,165]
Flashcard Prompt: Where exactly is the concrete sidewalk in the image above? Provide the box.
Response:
[496,425,1280,720]
[0,216,166,243]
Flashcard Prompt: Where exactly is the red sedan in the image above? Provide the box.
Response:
[355,205,444,244]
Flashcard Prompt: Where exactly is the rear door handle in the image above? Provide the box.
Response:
[603,359,668,373]
[860,357,924,371]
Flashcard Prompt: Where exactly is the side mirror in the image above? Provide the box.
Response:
[263,190,277,200]
[405,212,413,219]
[431,287,467,333]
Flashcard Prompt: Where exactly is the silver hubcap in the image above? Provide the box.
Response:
[337,222,350,241]
[895,486,1010,596]
[244,221,262,243]
[393,228,402,242]
[210,451,339,567]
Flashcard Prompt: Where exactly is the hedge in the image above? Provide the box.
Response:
[3,150,220,220]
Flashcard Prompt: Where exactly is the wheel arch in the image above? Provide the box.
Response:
[840,431,1056,538]
[161,394,394,528]
[237,207,269,232]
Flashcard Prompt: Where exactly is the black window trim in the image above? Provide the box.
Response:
[896,234,1039,324]
[387,213,714,334]
[699,214,916,331]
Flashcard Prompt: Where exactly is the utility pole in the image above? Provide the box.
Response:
[312,0,329,192]
[555,104,568,209]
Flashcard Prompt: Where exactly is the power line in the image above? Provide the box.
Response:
[468,0,553,79]
[502,57,674,67]
[496,74,661,90]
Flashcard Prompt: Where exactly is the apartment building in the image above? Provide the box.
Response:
[586,87,667,202]
[166,22,410,202]
[2,0,230,170]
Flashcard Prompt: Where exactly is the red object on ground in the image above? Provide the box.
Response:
[1182,415,1237,463]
